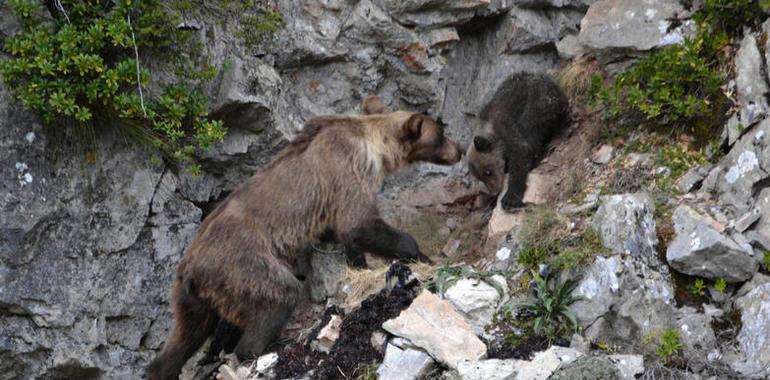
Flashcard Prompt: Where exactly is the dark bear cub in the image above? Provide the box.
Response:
[466,72,568,211]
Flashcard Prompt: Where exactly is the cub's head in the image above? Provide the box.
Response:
[362,96,463,167]
[466,130,506,196]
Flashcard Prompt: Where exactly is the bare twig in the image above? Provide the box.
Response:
[127,14,148,117]
[54,0,70,23]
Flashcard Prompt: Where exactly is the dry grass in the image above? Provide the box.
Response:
[558,59,602,103]
[341,262,435,310]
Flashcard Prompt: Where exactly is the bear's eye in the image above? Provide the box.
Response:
[484,169,492,177]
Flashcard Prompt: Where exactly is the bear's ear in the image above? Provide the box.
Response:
[362,95,390,114]
[402,114,423,141]
[473,136,493,153]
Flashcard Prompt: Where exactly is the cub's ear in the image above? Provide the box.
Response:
[473,136,493,153]
[402,114,423,141]
[362,95,390,114]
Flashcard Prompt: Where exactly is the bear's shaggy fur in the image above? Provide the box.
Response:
[466,72,568,210]
[147,99,462,380]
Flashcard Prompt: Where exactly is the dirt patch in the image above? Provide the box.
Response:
[272,264,419,380]
[529,94,604,205]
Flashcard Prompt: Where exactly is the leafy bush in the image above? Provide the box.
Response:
[515,206,567,269]
[514,207,602,272]
[763,251,770,270]
[714,278,727,293]
[591,32,726,135]
[655,328,683,362]
[694,0,768,35]
[591,0,770,137]
[0,1,280,171]
[550,228,604,272]
[692,278,707,297]
[518,246,548,270]
[507,270,583,340]
[172,0,284,51]
[656,141,707,179]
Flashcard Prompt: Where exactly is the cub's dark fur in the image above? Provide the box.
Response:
[467,72,568,210]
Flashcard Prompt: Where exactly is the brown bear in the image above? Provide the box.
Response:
[466,72,568,211]
[146,98,462,380]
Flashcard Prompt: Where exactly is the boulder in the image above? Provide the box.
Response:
[374,0,491,28]
[592,193,659,267]
[377,343,434,380]
[311,315,342,353]
[675,307,717,360]
[556,34,585,59]
[382,290,487,369]
[676,164,714,194]
[734,32,769,116]
[308,250,347,302]
[732,283,770,378]
[591,144,614,165]
[584,256,676,347]
[752,187,770,247]
[499,7,584,54]
[517,346,583,380]
[718,119,770,213]
[578,0,691,58]
[444,276,508,334]
[457,358,521,380]
[608,355,645,380]
[667,223,758,282]
[458,346,583,380]
[570,256,622,326]
[255,352,279,375]
[548,356,621,380]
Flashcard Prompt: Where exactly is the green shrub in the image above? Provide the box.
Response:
[549,228,604,272]
[172,0,284,51]
[591,33,726,134]
[692,278,707,297]
[714,278,727,293]
[518,246,548,270]
[507,270,583,340]
[655,328,683,362]
[694,0,768,36]
[656,142,707,179]
[0,1,282,170]
[515,206,567,269]
[591,0,770,137]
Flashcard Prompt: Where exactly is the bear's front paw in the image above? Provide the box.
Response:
[500,192,525,212]
[394,233,434,264]
[413,251,434,265]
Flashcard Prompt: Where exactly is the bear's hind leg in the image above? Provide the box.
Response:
[233,300,297,360]
[147,282,219,380]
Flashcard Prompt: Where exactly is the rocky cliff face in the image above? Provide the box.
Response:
[0,1,588,378]
[3,1,770,380]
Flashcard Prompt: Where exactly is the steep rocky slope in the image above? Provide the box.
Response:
[1,1,770,380]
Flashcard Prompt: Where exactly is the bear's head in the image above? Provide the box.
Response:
[362,96,463,167]
[466,129,506,196]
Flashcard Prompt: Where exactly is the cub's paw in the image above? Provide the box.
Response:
[500,192,525,212]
